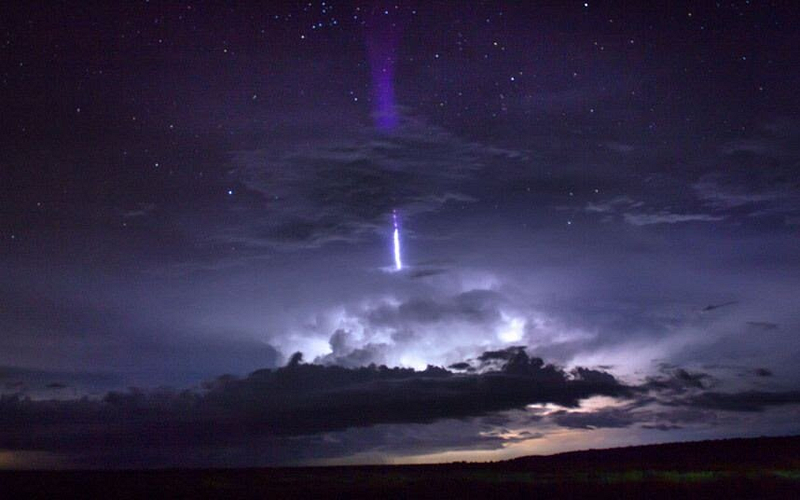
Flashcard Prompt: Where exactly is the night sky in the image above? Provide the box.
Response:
[1,1,800,468]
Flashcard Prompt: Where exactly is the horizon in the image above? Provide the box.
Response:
[4,434,799,471]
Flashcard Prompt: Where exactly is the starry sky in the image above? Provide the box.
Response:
[1,1,800,468]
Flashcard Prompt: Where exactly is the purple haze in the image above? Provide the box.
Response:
[365,6,402,131]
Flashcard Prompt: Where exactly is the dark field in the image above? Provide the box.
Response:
[2,436,799,499]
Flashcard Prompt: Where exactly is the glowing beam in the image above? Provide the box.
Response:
[393,210,402,271]
[365,5,402,131]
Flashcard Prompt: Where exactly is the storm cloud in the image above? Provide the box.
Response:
[0,349,625,459]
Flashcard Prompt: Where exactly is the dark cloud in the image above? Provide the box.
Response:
[543,401,717,431]
[691,121,800,224]
[327,414,542,460]
[227,118,525,249]
[702,301,738,312]
[642,367,713,394]
[546,403,722,432]
[550,408,637,430]
[407,268,449,279]
[634,364,800,414]
[448,362,473,371]
[0,350,626,462]
[478,346,528,363]
[641,423,682,431]
[2,352,799,467]
[574,119,800,231]
[645,408,719,427]
[473,346,543,373]
[679,390,800,412]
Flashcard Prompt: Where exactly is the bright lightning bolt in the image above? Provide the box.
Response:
[393,210,402,271]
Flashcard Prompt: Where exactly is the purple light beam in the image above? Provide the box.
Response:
[365,5,403,131]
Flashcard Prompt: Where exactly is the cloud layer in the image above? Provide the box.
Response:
[227,118,525,248]
[3,348,800,467]
[0,349,625,456]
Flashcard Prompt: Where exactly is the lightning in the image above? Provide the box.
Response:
[392,210,403,271]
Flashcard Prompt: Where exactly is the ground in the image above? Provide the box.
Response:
[2,435,799,499]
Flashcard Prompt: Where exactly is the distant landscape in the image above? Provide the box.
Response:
[2,435,799,498]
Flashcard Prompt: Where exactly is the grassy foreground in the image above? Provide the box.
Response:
[1,435,799,498]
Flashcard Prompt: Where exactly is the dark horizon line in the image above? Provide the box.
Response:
[5,434,798,472]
